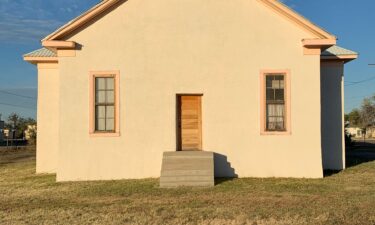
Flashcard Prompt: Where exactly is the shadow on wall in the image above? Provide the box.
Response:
[214,153,237,178]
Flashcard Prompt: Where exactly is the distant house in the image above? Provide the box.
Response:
[24,125,37,141]
[346,127,364,138]
[24,0,357,182]
[3,129,16,140]
[368,127,375,138]
[346,126,375,139]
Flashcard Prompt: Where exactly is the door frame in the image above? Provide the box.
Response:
[176,94,203,151]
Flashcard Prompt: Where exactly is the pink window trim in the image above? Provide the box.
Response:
[89,71,120,137]
[260,69,292,135]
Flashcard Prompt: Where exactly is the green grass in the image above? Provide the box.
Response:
[0,148,374,225]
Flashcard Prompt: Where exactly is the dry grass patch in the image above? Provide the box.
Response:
[0,147,374,225]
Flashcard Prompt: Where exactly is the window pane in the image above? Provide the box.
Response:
[275,75,284,81]
[96,106,106,118]
[96,91,106,103]
[266,104,285,131]
[96,118,106,131]
[266,89,274,101]
[269,104,284,117]
[106,118,115,131]
[272,79,280,89]
[106,106,115,119]
[107,90,115,104]
[96,78,106,90]
[279,79,285,89]
[275,89,284,101]
[106,78,115,90]
[267,116,277,130]
[274,116,285,130]
[266,76,273,88]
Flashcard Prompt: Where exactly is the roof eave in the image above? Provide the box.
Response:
[321,54,358,63]
[257,0,336,40]
[23,56,58,65]
[42,0,119,41]
[42,40,76,49]
[302,38,337,47]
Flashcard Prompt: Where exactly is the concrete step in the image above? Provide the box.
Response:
[162,162,212,171]
[161,169,213,177]
[163,151,213,158]
[160,175,213,183]
[160,151,214,188]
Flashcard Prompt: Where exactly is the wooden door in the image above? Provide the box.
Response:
[178,95,202,151]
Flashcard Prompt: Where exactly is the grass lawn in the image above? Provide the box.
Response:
[0,147,374,225]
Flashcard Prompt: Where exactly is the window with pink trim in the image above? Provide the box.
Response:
[260,70,291,135]
[89,71,120,137]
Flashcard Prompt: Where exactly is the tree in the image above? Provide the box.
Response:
[359,95,375,128]
[344,114,349,122]
[347,109,361,126]
[6,113,36,139]
[355,94,375,140]
[8,113,20,129]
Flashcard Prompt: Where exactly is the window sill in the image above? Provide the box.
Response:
[260,131,291,136]
[89,132,120,137]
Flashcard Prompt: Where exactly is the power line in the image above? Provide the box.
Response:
[0,90,36,100]
[0,102,36,110]
[346,95,371,100]
[345,76,375,86]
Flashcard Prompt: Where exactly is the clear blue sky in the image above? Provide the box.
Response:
[0,0,374,120]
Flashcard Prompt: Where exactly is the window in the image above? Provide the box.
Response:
[89,71,120,137]
[95,77,115,132]
[260,70,291,135]
[266,75,285,131]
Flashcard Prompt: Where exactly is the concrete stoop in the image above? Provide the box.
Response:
[160,151,214,188]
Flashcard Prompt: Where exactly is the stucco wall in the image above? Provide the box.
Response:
[36,63,59,173]
[321,61,345,170]
[56,0,323,181]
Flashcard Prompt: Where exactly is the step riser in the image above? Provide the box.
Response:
[163,152,213,157]
[161,170,213,176]
[162,165,212,171]
[160,151,214,188]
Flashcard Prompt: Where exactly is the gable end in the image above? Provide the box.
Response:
[42,0,336,46]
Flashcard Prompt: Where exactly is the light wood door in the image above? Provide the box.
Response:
[178,95,202,151]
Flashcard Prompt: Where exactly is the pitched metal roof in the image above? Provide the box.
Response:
[322,45,358,57]
[24,48,57,58]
